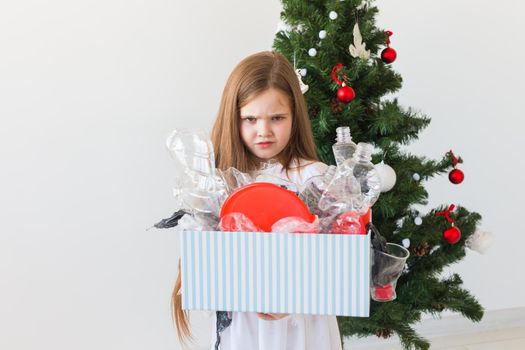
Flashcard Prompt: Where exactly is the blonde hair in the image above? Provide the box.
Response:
[172,259,192,346]
[171,51,319,343]
[211,50,318,172]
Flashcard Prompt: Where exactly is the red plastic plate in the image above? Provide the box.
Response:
[220,182,315,232]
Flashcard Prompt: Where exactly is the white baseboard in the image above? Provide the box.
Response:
[343,307,525,349]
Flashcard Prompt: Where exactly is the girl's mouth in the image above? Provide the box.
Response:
[256,142,274,148]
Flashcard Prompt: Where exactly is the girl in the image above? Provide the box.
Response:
[172,51,342,350]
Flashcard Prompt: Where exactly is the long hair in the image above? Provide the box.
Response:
[211,51,319,172]
[172,259,192,346]
[172,51,319,343]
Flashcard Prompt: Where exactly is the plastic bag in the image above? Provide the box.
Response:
[219,212,261,232]
[330,211,363,234]
[271,216,320,234]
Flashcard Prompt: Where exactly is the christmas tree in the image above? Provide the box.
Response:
[273,1,484,349]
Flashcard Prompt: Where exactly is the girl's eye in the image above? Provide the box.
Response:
[272,115,285,121]
[241,117,256,122]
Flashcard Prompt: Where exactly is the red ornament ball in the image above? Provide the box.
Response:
[443,226,461,244]
[381,47,397,64]
[337,85,355,103]
[449,168,464,184]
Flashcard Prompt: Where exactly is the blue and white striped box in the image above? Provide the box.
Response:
[180,231,370,317]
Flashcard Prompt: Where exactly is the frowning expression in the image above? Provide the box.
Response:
[239,88,293,161]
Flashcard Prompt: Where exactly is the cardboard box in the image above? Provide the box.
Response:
[180,230,370,317]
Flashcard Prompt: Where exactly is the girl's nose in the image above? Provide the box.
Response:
[257,120,273,137]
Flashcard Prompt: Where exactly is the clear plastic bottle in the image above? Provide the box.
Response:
[166,129,225,215]
[332,126,357,167]
[345,142,381,208]
[299,165,337,215]
[318,162,363,214]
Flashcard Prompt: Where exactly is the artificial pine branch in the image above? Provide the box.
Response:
[273,1,484,348]
[394,323,430,350]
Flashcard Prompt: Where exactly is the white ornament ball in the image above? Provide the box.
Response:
[300,68,307,77]
[319,30,327,39]
[329,11,338,20]
[374,161,397,192]
[414,217,423,226]
[402,238,411,248]
[412,173,421,181]
[466,229,494,254]
[308,48,317,57]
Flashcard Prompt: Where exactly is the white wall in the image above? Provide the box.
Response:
[0,1,522,349]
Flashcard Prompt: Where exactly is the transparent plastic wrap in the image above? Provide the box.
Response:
[271,216,320,234]
[166,129,227,216]
[330,211,363,234]
[219,212,261,232]
[219,212,319,234]
[175,212,220,232]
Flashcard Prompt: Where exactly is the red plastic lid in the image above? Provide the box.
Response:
[220,182,315,232]
[360,208,371,229]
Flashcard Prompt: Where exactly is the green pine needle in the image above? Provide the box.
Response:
[273,1,484,349]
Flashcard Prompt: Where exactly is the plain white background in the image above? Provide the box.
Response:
[1,1,523,349]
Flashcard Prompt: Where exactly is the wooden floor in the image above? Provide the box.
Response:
[346,326,525,349]
[345,308,525,350]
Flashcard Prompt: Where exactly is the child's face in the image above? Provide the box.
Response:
[239,88,292,161]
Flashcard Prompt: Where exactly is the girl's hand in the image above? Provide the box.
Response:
[256,313,289,321]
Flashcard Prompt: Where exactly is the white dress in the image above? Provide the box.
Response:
[210,159,343,350]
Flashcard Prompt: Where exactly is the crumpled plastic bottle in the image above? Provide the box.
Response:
[218,167,253,195]
[166,129,226,216]
[299,165,336,215]
[345,142,381,209]
[318,160,364,215]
